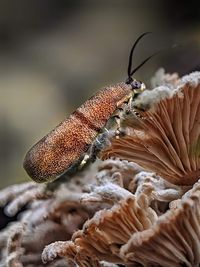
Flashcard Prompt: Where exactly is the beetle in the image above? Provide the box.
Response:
[23,33,155,183]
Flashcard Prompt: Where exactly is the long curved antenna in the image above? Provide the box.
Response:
[130,44,179,76]
[127,32,151,78]
[127,34,179,81]
[130,51,160,76]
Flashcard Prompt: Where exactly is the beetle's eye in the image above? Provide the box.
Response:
[126,77,145,91]
[130,80,142,89]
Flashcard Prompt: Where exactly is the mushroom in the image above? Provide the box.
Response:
[101,72,200,186]
[42,183,157,265]
[1,71,200,267]
[120,180,200,267]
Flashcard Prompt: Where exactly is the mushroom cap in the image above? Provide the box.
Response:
[42,191,157,265]
[101,72,200,186]
[72,194,157,263]
[120,181,200,267]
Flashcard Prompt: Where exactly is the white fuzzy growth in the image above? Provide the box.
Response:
[135,71,200,111]
[151,68,179,88]
[134,171,188,203]
[134,85,174,110]
[0,182,36,207]
[5,185,46,216]
[81,181,132,205]
[100,261,119,267]
[178,71,200,88]
[42,241,68,263]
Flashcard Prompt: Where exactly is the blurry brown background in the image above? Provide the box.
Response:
[0,0,200,188]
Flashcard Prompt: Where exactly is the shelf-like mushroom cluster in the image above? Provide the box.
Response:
[1,71,200,267]
[102,72,200,186]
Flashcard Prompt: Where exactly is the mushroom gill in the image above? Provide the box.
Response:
[120,180,200,267]
[42,187,157,265]
[101,72,200,186]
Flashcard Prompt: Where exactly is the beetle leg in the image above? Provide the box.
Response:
[113,114,121,129]
[79,154,90,167]
[128,95,133,108]
[89,130,117,161]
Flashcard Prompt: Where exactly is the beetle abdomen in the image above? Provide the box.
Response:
[23,82,132,182]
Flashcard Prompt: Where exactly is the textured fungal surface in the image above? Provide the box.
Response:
[101,72,200,186]
[43,193,156,264]
[120,181,200,267]
[1,71,200,267]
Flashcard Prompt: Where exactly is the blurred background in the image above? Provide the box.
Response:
[0,0,200,189]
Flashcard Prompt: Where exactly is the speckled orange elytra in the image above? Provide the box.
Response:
[23,33,154,183]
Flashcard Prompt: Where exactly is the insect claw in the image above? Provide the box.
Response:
[115,118,121,129]
[79,154,90,168]
[104,128,109,133]
[128,96,133,108]
[96,138,101,145]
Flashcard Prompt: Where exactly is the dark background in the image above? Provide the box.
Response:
[0,0,200,188]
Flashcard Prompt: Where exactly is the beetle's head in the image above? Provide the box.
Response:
[126,32,156,93]
[126,77,146,93]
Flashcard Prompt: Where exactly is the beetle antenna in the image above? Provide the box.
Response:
[130,51,160,76]
[129,44,180,76]
[127,35,179,79]
[127,32,151,80]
